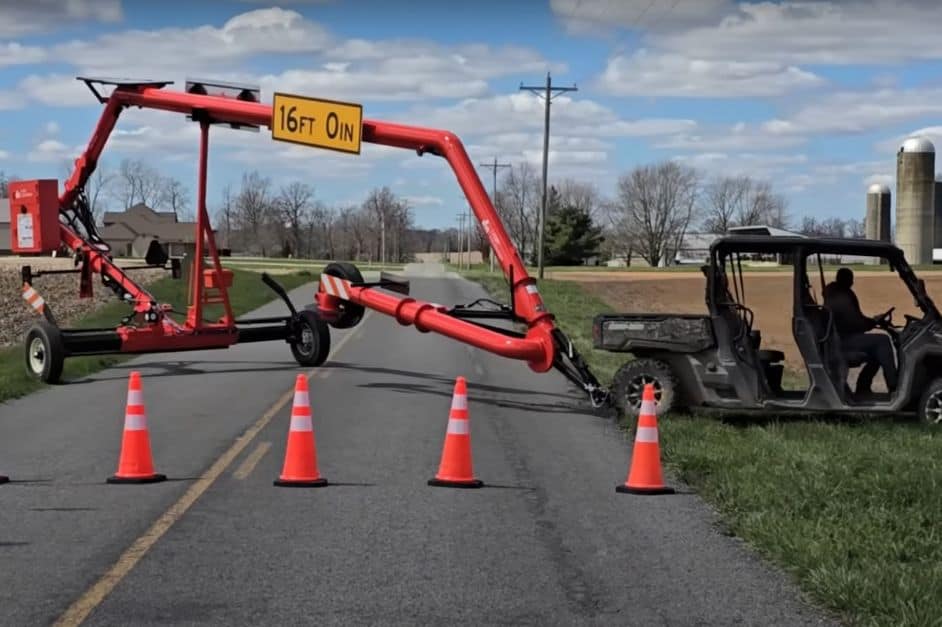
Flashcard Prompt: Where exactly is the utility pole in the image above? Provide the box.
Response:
[520,72,577,279]
[380,211,386,267]
[466,208,472,270]
[456,212,467,270]
[478,157,511,273]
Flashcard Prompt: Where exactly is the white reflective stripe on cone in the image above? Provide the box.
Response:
[22,287,36,300]
[451,394,468,411]
[293,391,310,408]
[635,426,659,443]
[124,413,148,431]
[31,297,45,310]
[639,400,656,416]
[446,419,470,435]
[290,416,313,432]
[126,390,144,406]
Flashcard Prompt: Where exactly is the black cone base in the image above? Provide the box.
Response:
[107,473,167,484]
[0,475,8,485]
[274,477,328,488]
[428,478,484,489]
[616,484,675,495]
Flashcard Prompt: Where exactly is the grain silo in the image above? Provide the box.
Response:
[936,175,942,260]
[865,183,891,242]
[896,136,935,265]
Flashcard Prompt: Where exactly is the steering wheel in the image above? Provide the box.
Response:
[874,307,896,328]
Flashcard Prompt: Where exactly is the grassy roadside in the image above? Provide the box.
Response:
[0,269,314,404]
[465,269,942,627]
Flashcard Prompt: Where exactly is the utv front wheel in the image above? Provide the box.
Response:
[612,358,680,419]
[918,378,942,425]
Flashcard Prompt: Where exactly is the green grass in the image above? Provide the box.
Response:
[0,268,314,404]
[464,269,942,627]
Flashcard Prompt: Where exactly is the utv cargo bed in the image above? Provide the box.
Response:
[593,313,715,353]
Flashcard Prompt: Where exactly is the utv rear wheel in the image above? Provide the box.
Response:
[612,359,680,419]
[322,262,365,329]
[918,378,942,426]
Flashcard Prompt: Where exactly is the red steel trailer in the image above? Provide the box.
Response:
[13,77,608,407]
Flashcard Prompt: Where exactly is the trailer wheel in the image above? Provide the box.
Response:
[24,321,65,384]
[612,358,680,419]
[291,309,331,367]
[918,378,942,426]
[323,262,365,329]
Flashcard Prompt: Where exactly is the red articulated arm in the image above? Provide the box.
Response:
[56,82,564,375]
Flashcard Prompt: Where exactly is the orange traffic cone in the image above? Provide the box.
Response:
[617,383,674,495]
[274,375,327,488]
[107,371,166,484]
[428,377,483,488]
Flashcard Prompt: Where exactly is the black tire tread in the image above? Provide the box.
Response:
[291,309,331,367]
[611,358,680,418]
[24,320,65,384]
[917,378,942,426]
[323,262,366,329]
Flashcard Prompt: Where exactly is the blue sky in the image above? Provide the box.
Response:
[4,0,942,229]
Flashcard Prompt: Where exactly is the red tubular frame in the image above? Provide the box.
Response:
[58,83,557,371]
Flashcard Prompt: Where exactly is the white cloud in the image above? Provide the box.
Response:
[673,151,808,180]
[0,42,46,67]
[0,150,9,160]
[763,88,942,136]
[598,49,823,98]
[45,121,60,135]
[28,139,76,163]
[550,0,733,35]
[876,125,942,155]
[0,0,122,38]
[403,195,444,207]
[656,1,942,66]
[18,74,91,108]
[51,8,332,76]
[656,123,806,152]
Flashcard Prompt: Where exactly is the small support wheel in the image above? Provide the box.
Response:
[918,378,942,426]
[611,358,681,419]
[323,262,365,329]
[291,309,331,367]
[24,320,65,383]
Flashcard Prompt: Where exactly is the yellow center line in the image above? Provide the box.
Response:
[232,441,272,480]
[53,311,369,627]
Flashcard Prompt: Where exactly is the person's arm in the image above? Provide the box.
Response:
[829,292,875,334]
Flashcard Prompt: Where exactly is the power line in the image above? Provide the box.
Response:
[519,72,578,280]
[478,157,512,272]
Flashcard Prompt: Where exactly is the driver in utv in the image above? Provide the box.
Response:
[823,267,898,396]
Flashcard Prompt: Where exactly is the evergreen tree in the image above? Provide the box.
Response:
[543,191,604,266]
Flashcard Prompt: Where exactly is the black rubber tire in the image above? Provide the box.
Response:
[611,358,681,419]
[917,378,942,426]
[24,320,65,384]
[323,262,366,329]
[290,309,331,367]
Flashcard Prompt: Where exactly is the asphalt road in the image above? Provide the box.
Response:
[0,274,832,626]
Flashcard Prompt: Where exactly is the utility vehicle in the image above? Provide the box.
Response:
[593,236,942,424]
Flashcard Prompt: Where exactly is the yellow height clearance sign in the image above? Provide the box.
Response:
[271,92,363,154]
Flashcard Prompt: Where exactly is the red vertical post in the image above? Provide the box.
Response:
[187,121,209,329]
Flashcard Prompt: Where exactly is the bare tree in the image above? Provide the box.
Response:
[846,218,865,239]
[235,171,273,256]
[556,179,599,219]
[112,158,163,209]
[216,183,234,249]
[701,175,789,233]
[497,162,540,261]
[611,161,700,267]
[277,182,314,257]
[160,176,191,221]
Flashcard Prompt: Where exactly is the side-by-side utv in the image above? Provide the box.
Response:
[593,236,942,424]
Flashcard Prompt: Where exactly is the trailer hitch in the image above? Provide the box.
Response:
[550,328,611,408]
